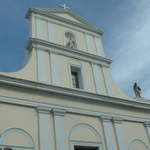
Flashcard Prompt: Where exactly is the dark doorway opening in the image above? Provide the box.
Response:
[74,145,99,150]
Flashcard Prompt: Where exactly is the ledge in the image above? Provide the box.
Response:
[27,38,112,65]
[0,74,150,111]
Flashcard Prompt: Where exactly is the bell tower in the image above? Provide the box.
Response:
[2,5,128,99]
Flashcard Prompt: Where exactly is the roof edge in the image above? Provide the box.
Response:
[26,8,103,35]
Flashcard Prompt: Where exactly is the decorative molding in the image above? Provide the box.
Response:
[0,95,150,124]
[100,115,112,122]
[144,122,150,127]
[101,117,117,150]
[68,123,101,142]
[128,139,149,150]
[53,108,66,116]
[113,118,126,150]
[37,106,51,114]
[26,8,103,35]
[0,145,34,150]
[113,117,124,124]
[27,38,112,66]
[144,122,150,144]
[53,109,65,150]
[70,141,101,150]
[1,74,150,116]
[38,108,53,150]
[0,128,34,148]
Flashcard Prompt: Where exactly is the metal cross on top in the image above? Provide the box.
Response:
[59,3,70,10]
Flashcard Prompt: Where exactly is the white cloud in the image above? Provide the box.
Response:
[109,0,150,99]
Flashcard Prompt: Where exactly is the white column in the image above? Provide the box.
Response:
[37,49,50,83]
[53,109,66,150]
[36,18,46,40]
[50,53,61,86]
[37,107,53,150]
[92,64,105,95]
[144,122,150,143]
[85,34,95,54]
[113,117,126,150]
[94,37,105,57]
[48,22,54,43]
[101,116,117,150]
[102,66,113,96]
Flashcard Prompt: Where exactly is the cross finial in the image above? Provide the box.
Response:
[59,3,70,10]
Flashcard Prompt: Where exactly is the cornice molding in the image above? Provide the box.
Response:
[113,117,124,124]
[100,115,112,122]
[144,122,150,127]
[53,108,66,116]
[37,106,51,114]
[27,38,112,66]
[0,74,150,111]
[0,94,150,123]
[26,8,103,35]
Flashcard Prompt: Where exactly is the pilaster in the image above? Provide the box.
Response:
[113,117,126,150]
[37,107,53,150]
[144,122,150,143]
[53,109,66,150]
[101,115,117,150]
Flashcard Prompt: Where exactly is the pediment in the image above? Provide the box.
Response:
[51,12,83,24]
[31,8,97,28]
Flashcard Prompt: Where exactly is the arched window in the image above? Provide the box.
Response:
[65,32,77,49]
[128,139,149,150]
[0,128,35,150]
[68,123,103,150]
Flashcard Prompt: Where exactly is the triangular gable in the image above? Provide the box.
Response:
[33,8,99,29]
[26,8,103,34]
[50,12,83,24]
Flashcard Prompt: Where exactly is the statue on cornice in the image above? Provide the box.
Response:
[133,82,141,98]
[66,37,76,49]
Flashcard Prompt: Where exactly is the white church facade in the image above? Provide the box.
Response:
[0,6,150,150]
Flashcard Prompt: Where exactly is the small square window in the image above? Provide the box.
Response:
[71,66,83,89]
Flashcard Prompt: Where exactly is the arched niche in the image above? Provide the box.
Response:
[68,123,103,150]
[128,139,149,150]
[64,31,77,49]
[0,128,35,150]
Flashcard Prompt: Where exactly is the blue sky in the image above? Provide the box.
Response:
[0,0,150,99]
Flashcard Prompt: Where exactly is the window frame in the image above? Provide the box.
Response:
[70,141,101,150]
[68,62,84,90]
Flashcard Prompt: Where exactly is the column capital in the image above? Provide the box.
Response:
[113,117,124,124]
[37,106,52,114]
[144,122,150,127]
[53,108,66,116]
[100,115,112,122]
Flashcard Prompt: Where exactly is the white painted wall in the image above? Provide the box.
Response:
[48,22,54,43]
[92,64,106,95]
[38,109,53,150]
[37,49,50,83]
[85,34,96,54]
[95,37,105,57]
[36,18,46,40]
[50,53,61,86]
[103,67,113,96]
[101,117,117,150]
